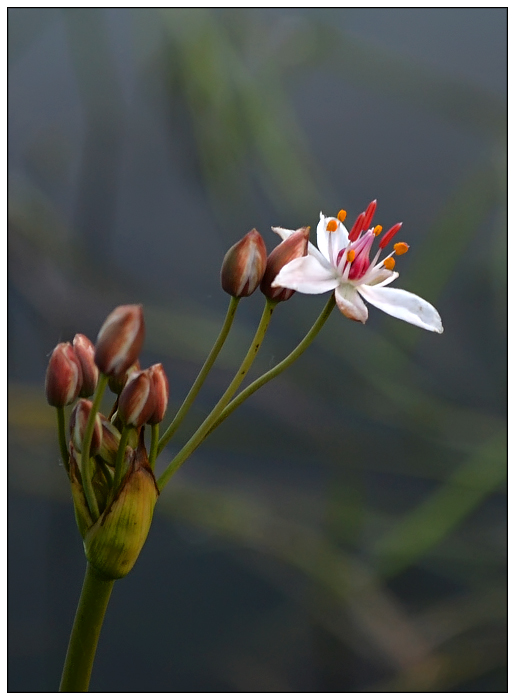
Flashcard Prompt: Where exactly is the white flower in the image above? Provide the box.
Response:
[271,202,443,333]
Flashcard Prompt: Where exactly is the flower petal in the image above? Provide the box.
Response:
[317,213,349,266]
[271,226,296,241]
[358,285,443,333]
[272,255,339,294]
[335,284,368,323]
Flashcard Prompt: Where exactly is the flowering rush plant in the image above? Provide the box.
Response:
[47,201,442,691]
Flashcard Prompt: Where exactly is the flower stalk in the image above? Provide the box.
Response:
[56,406,70,472]
[157,295,240,454]
[209,293,336,436]
[157,297,277,490]
[80,374,108,521]
[59,563,115,692]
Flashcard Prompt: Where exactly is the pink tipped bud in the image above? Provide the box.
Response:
[379,222,403,249]
[361,199,377,231]
[117,369,156,428]
[221,229,268,297]
[70,399,103,456]
[73,334,99,397]
[348,212,366,242]
[94,305,145,377]
[260,227,310,302]
[108,360,141,396]
[147,363,169,425]
[45,342,83,407]
[98,415,122,465]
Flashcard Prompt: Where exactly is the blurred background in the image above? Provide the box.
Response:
[8,8,506,692]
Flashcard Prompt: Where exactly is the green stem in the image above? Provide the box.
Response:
[157,295,240,455]
[56,407,69,472]
[157,298,277,490]
[112,426,131,494]
[149,424,159,470]
[81,374,108,521]
[59,563,115,692]
[207,294,336,435]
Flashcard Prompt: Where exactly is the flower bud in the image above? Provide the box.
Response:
[45,342,83,407]
[70,399,103,456]
[221,229,267,297]
[73,334,99,397]
[98,415,122,466]
[84,437,159,579]
[117,369,156,428]
[147,363,169,425]
[260,227,310,302]
[94,305,145,377]
[108,360,140,396]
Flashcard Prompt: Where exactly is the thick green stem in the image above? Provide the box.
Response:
[149,424,159,470]
[157,298,276,490]
[158,295,240,455]
[56,407,69,471]
[81,374,108,521]
[208,294,336,434]
[59,563,115,692]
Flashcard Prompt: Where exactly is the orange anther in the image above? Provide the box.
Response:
[337,209,347,223]
[326,220,338,232]
[394,242,409,255]
[347,250,356,263]
[383,257,396,270]
[374,225,383,236]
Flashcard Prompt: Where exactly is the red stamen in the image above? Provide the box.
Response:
[348,212,365,242]
[379,222,403,249]
[361,200,377,231]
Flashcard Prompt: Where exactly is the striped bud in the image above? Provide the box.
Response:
[98,415,122,466]
[108,360,140,396]
[260,227,310,302]
[84,436,159,579]
[73,334,99,397]
[147,364,169,425]
[70,399,103,456]
[45,342,83,407]
[221,229,267,297]
[117,370,156,428]
[95,305,145,377]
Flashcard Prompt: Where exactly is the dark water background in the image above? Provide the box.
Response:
[8,8,506,692]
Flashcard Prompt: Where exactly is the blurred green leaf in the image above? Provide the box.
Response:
[372,430,506,577]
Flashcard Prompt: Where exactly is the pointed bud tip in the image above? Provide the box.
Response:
[221,229,268,297]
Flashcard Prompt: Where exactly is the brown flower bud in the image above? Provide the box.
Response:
[108,360,140,396]
[117,369,156,428]
[98,415,122,466]
[73,334,99,397]
[221,229,268,297]
[70,399,103,456]
[147,363,169,425]
[260,227,310,302]
[94,305,145,377]
[45,342,83,407]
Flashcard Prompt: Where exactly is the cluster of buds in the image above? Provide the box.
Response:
[220,226,310,302]
[45,305,169,579]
